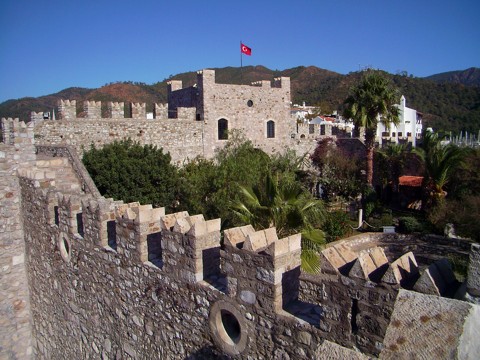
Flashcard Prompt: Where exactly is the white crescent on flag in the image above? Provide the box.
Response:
[241,43,251,55]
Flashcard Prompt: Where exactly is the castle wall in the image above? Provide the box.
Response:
[18,178,339,359]
[332,232,473,266]
[0,119,35,359]
[299,270,398,355]
[34,119,205,165]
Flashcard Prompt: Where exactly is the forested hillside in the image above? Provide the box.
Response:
[1,66,479,134]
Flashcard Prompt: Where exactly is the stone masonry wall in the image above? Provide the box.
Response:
[197,70,295,158]
[18,177,348,359]
[0,119,35,359]
[34,119,205,165]
[299,271,398,355]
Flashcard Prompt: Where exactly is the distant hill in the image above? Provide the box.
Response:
[425,67,480,87]
[1,66,479,134]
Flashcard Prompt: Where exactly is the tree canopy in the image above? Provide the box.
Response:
[82,139,179,211]
[343,72,400,185]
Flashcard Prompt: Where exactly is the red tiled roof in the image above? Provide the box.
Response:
[399,176,423,187]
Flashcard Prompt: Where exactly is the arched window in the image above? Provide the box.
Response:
[218,118,228,140]
[267,120,275,138]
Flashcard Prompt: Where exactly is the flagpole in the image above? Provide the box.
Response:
[240,40,243,84]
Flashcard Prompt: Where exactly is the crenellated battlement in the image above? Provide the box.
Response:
[130,102,146,119]
[83,100,101,119]
[107,101,124,118]
[58,99,76,120]
[30,111,45,122]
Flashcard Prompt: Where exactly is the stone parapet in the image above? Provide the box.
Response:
[83,101,101,119]
[131,103,146,119]
[58,99,76,120]
[107,101,124,118]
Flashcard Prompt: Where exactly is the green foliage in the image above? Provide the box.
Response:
[311,138,364,200]
[397,217,423,234]
[232,174,325,272]
[413,131,467,207]
[177,157,218,218]
[448,147,480,199]
[322,211,352,243]
[344,71,400,185]
[210,132,273,227]
[447,254,469,282]
[428,196,480,242]
[82,140,178,211]
[376,143,411,190]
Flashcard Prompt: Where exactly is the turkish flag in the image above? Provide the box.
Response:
[241,43,252,56]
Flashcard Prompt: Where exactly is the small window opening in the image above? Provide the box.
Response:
[320,124,326,135]
[351,299,359,334]
[247,100,253,107]
[309,124,315,134]
[76,213,84,238]
[107,220,117,250]
[54,206,59,225]
[218,119,228,140]
[267,120,275,138]
[147,232,163,267]
[221,310,241,345]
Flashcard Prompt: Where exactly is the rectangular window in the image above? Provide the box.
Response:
[267,120,275,138]
[309,124,315,134]
[147,232,163,268]
[320,125,326,135]
[76,212,84,238]
[107,220,117,250]
[54,206,59,225]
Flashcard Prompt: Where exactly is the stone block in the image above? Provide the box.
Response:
[224,225,254,247]
[413,267,441,296]
[467,243,480,297]
[369,247,388,268]
[333,243,357,263]
[349,250,377,280]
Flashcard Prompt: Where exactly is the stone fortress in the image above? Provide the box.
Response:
[1,71,480,359]
[31,69,329,165]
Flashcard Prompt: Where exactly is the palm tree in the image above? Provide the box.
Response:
[413,131,466,206]
[232,174,325,273]
[344,72,400,186]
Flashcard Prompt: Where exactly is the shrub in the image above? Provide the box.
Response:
[323,210,351,243]
[397,216,423,234]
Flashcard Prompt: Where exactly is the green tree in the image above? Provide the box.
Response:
[343,72,400,185]
[211,132,272,227]
[82,140,179,210]
[177,157,218,218]
[413,131,466,206]
[232,174,325,272]
[311,138,364,200]
[376,143,410,192]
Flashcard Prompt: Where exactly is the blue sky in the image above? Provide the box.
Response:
[1,0,479,102]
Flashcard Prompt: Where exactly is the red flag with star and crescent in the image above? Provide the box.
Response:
[241,43,252,56]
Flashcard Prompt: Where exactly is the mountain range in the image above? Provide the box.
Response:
[1,66,479,134]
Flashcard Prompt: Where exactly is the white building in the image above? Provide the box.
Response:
[377,95,422,146]
[291,102,317,122]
